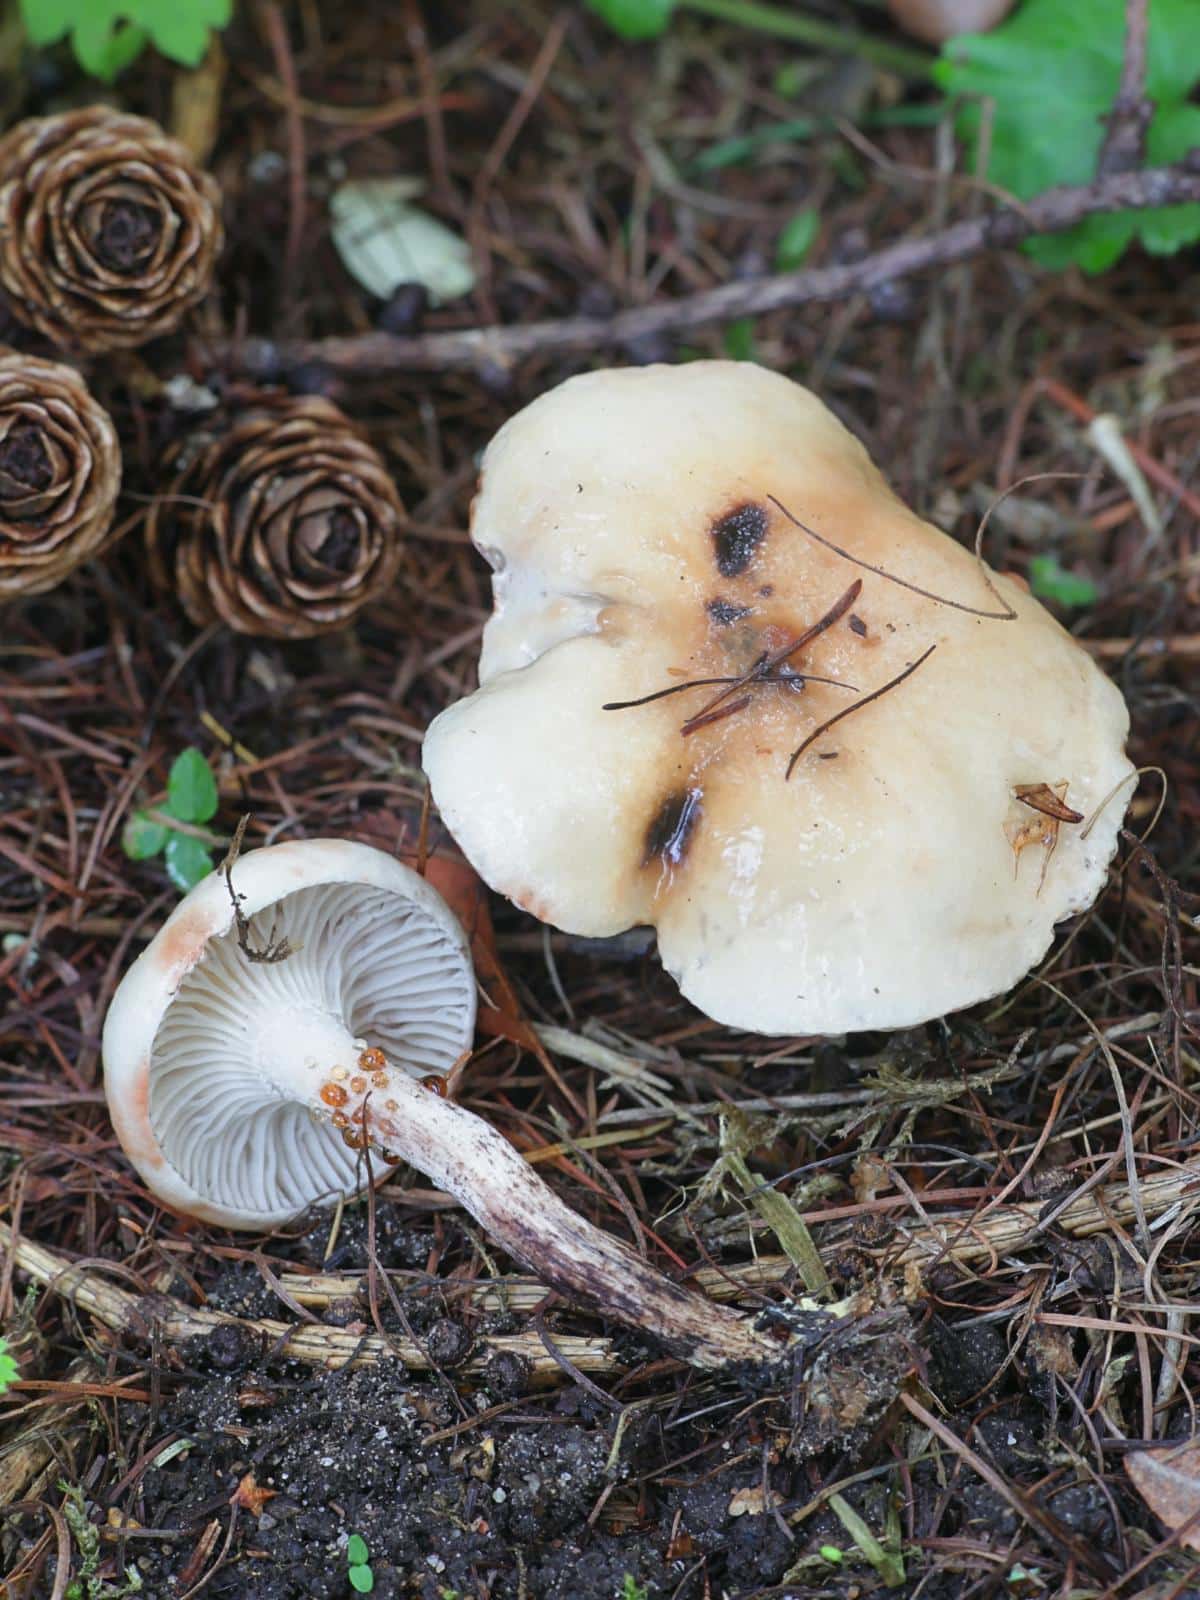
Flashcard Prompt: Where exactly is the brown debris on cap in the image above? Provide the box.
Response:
[144,394,404,638]
[0,349,121,600]
[0,106,222,353]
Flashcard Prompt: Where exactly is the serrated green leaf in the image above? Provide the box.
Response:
[71,12,145,79]
[166,747,218,824]
[1029,553,1098,609]
[585,0,674,41]
[346,1535,369,1567]
[19,0,231,79]
[122,811,169,861]
[937,0,1200,273]
[128,0,232,64]
[776,209,819,271]
[18,0,73,46]
[165,833,213,892]
[348,1565,375,1595]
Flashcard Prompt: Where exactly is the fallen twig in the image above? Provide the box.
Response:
[209,163,1200,378]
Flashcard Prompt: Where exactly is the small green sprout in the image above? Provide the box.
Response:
[122,747,220,891]
[1028,553,1098,610]
[621,1578,650,1600]
[0,1336,19,1393]
[775,209,820,272]
[60,1480,142,1597]
[347,1533,374,1593]
[819,1544,844,1564]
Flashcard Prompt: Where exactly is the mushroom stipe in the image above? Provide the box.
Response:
[103,839,782,1370]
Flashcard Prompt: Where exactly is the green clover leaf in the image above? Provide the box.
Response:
[166,747,218,825]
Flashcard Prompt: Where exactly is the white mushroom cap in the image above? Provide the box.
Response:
[423,361,1134,1036]
[102,839,475,1228]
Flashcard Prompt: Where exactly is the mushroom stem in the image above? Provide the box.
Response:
[329,1049,782,1369]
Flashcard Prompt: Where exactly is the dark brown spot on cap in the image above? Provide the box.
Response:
[707,597,752,627]
[849,614,867,637]
[712,502,768,578]
[643,788,702,869]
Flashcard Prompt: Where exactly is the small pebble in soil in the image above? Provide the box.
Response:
[423,1316,473,1367]
[482,1349,532,1400]
[205,1321,260,1372]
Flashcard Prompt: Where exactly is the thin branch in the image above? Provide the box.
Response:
[1098,0,1153,178]
[210,163,1200,377]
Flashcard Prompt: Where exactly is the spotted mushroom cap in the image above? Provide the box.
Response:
[102,840,476,1228]
[422,362,1134,1036]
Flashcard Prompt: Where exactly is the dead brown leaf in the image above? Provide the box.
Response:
[231,1473,278,1517]
[1126,1440,1200,1549]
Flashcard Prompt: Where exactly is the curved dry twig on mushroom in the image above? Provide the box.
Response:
[423,361,1135,1036]
[102,839,780,1370]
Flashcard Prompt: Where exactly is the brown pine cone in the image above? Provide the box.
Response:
[0,350,121,600]
[146,395,404,638]
[0,107,222,353]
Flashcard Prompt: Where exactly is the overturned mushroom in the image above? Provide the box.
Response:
[423,362,1134,1036]
[102,839,778,1368]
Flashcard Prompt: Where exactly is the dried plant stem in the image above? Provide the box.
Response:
[4,1162,1195,1388]
[285,1158,1200,1310]
[212,164,1200,378]
[1098,0,1152,178]
[0,1219,618,1382]
[0,1360,96,1510]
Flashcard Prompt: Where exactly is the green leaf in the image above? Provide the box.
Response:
[1029,553,1098,609]
[348,1566,375,1595]
[165,833,213,892]
[723,317,756,360]
[776,209,819,271]
[19,0,73,46]
[584,0,675,41]
[0,1338,18,1395]
[166,747,218,824]
[18,0,231,79]
[127,0,232,65]
[346,1535,369,1567]
[936,0,1200,273]
[122,811,168,861]
[71,13,146,79]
